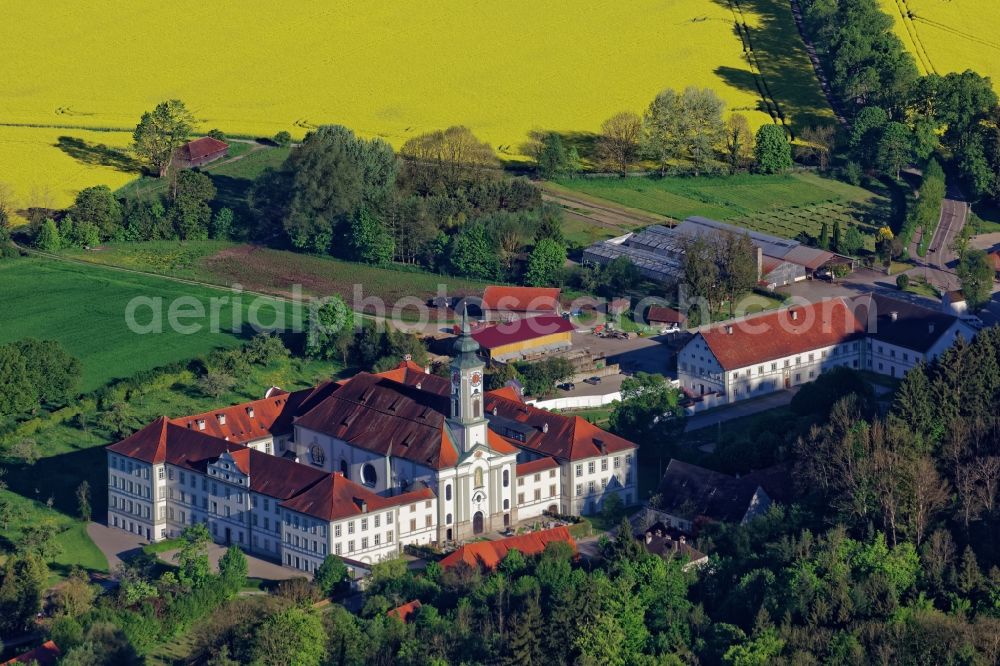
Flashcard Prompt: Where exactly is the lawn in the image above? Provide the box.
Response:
[554,172,887,244]
[58,241,493,312]
[879,0,1000,84]
[0,258,264,392]
[1,0,831,211]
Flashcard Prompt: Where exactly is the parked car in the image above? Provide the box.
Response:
[814,269,834,282]
[559,382,576,391]
[659,323,680,334]
[583,376,602,385]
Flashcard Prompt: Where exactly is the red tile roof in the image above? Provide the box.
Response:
[107,416,171,463]
[647,306,686,324]
[387,600,422,623]
[169,389,315,444]
[439,526,576,570]
[516,457,560,475]
[988,251,1000,271]
[2,641,61,666]
[181,136,229,161]
[279,472,435,521]
[485,389,636,461]
[698,299,865,370]
[482,286,561,314]
[472,315,575,350]
[294,372,460,470]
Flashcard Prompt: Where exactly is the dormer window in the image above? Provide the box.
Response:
[196,419,206,431]
[216,414,226,425]
[246,407,255,418]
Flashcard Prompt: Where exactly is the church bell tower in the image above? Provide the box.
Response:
[448,309,488,453]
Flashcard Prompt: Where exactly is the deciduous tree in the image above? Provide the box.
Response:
[598,112,642,176]
[132,99,196,177]
[754,125,792,174]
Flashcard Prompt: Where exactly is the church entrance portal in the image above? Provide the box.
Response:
[473,511,484,535]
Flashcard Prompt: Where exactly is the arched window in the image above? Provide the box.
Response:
[503,499,509,510]
[502,469,509,488]
[445,484,452,501]
[446,513,452,524]
[309,445,325,466]
[474,468,484,488]
[473,398,481,418]
[361,463,378,487]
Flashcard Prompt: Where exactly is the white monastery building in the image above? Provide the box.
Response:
[678,293,976,405]
[106,320,637,574]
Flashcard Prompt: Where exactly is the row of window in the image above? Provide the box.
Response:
[517,485,558,505]
[332,532,394,555]
[517,469,558,486]
[110,495,149,518]
[575,455,631,478]
[575,474,630,497]
[109,456,148,478]
[111,475,150,498]
[331,512,392,537]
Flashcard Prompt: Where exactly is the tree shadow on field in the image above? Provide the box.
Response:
[56,135,143,173]
[708,0,834,136]
[3,445,108,521]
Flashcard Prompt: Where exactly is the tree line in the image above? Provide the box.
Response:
[801,0,1000,207]
[591,87,794,177]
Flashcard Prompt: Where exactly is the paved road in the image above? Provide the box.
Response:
[684,388,799,432]
[87,522,300,581]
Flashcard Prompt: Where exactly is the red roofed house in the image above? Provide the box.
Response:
[471,315,575,362]
[439,526,576,570]
[387,599,422,623]
[106,321,637,574]
[481,286,561,318]
[1,641,61,666]
[174,136,230,169]
[678,293,975,405]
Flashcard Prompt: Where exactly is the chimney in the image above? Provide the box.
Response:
[360,499,368,513]
[542,422,549,433]
[790,309,798,321]
[415,382,422,390]
[929,323,935,334]
[679,535,686,545]
[724,324,733,335]
[403,353,412,362]
[889,311,898,322]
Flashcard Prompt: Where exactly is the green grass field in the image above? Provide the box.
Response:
[0,258,264,392]
[59,241,493,310]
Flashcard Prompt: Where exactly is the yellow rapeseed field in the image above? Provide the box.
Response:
[880,0,1000,82]
[1,0,828,211]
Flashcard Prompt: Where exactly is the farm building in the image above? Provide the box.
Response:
[606,297,630,316]
[471,315,576,361]
[174,136,229,169]
[646,305,687,328]
[481,286,561,319]
[1,640,61,666]
[582,217,851,288]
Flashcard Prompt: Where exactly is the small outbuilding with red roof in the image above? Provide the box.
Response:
[175,136,229,169]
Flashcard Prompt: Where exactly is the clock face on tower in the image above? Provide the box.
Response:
[471,371,482,387]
